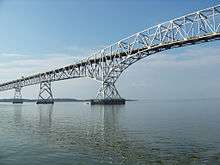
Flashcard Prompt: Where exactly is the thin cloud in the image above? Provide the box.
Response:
[135,45,220,70]
[0,44,219,81]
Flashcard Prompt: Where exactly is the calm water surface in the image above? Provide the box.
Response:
[0,100,220,165]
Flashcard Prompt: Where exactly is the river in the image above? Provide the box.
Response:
[0,99,220,164]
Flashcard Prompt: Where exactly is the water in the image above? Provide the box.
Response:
[0,100,220,165]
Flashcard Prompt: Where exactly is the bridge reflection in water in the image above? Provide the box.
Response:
[38,104,53,131]
[13,104,22,125]
[10,102,218,164]
[11,103,151,164]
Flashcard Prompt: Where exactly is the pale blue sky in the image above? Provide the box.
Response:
[0,0,219,54]
[0,0,220,99]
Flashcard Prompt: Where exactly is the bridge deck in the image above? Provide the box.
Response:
[0,32,219,92]
[0,5,220,94]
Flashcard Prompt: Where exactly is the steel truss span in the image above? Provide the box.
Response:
[0,5,220,104]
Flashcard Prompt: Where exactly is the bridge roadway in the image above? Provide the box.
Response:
[0,32,220,92]
[0,5,219,104]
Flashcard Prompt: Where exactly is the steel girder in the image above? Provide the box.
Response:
[37,81,54,104]
[0,5,220,100]
[14,85,22,100]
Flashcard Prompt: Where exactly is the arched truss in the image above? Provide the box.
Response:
[0,5,220,100]
[81,5,220,99]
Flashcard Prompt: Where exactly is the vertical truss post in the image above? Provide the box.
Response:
[13,84,23,104]
[96,81,121,100]
[91,62,126,105]
[36,81,54,104]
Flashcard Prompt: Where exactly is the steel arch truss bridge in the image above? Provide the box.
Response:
[1,5,220,104]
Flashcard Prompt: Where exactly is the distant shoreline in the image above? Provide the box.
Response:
[0,98,138,103]
[0,98,88,103]
[1,98,219,103]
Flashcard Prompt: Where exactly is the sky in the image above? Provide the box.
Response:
[0,0,220,99]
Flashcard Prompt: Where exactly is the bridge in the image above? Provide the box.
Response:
[0,5,220,104]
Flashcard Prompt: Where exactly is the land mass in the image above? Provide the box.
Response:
[0,98,137,103]
[0,98,90,102]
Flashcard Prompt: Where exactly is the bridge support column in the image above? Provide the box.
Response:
[36,81,54,104]
[91,81,125,105]
[13,86,23,104]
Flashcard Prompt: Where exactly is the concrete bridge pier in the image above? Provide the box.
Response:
[36,81,54,104]
[90,99,126,105]
[13,86,23,104]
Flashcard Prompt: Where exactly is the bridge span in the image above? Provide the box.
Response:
[1,5,220,104]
